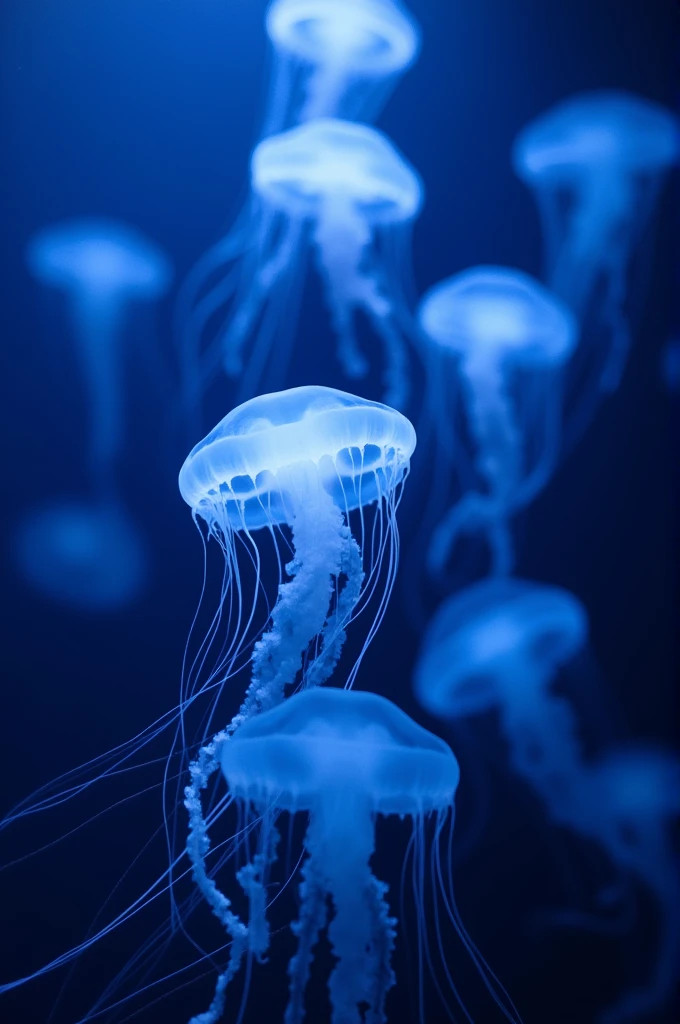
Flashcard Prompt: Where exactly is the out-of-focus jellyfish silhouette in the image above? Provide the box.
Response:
[513,90,679,408]
[186,686,519,1024]
[14,219,172,609]
[568,747,680,1024]
[179,119,423,421]
[418,268,577,576]
[414,577,588,821]
[661,335,680,393]
[266,0,421,125]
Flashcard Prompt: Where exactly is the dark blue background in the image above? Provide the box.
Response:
[0,1,677,1022]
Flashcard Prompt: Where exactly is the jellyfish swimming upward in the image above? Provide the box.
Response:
[15,219,172,609]
[181,119,423,418]
[418,267,576,576]
[513,90,680,397]
[266,0,421,125]
[414,576,588,822]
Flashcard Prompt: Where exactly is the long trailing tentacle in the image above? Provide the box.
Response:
[285,851,329,1024]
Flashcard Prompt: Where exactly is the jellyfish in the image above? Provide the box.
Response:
[15,219,172,608]
[179,119,423,421]
[413,576,588,821]
[186,686,519,1024]
[564,746,680,1024]
[266,0,421,125]
[417,267,577,576]
[513,91,680,410]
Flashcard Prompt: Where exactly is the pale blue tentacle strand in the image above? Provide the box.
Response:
[285,850,329,1024]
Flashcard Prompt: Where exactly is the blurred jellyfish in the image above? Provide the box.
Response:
[179,119,423,421]
[418,267,577,576]
[14,219,172,609]
[414,577,588,819]
[661,335,680,393]
[513,91,679,404]
[266,0,421,125]
[186,686,519,1024]
[13,502,146,611]
[569,747,680,1024]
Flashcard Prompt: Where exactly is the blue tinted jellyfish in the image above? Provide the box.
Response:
[180,119,423,419]
[187,686,518,1024]
[179,385,416,725]
[513,91,679,403]
[570,747,680,1024]
[266,0,421,125]
[418,268,577,576]
[414,577,588,821]
[12,501,146,611]
[15,219,172,609]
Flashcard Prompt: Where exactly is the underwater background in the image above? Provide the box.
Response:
[0,1,677,1022]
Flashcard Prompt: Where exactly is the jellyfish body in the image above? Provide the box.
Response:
[12,501,146,611]
[418,268,577,575]
[266,0,421,124]
[414,577,588,819]
[180,120,423,418]
[188,686,459,1024]
[513,91,680,400]
[570,747,680,1024]
[16,220,171,609]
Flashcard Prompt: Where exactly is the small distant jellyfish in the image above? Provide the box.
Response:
[186,686,518,1024]
[570,747,680,1024]
[413,576,588,821]
[418,267,577,576]
[179,119,423,419]
[513,91,680,399]
[15,220,172,609]
[266,0,421,124]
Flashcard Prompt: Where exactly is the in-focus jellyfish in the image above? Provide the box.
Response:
[15,219,172,609]
[418,267,577,576]
[179,119,423,420]
[186,686,518,1024]
[569,747,680,1024]
[414,576,588,818]
[266,0,421,125]
[513,91,679,405]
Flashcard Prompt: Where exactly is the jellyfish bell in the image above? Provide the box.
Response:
[414,577,587,720]
[27,218,173,302]
[513,90,680,188]
[419,266,577,371]
[13,500,146,610]
[180,384,416,532]
[252,117,423,224]
[266,0,420,79]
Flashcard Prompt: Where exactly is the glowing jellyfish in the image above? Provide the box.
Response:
[179,119,423,420]
[570,747,680,1024]
[12,501,146,611]
[186,686,517,1024]
[15,219,172,609]
[266,0,421,124]
[414,576,588,818]
[418,267,577,576]
[513,91,680,399]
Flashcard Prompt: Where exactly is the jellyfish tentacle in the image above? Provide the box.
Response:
[236,810,280,960]
[285,849,329,1024]
[232,465,347,728]
[427,492,513,578]
[365,875,398,1024]
[304,527,364,688]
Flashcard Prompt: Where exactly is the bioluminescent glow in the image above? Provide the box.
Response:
[418,267,576,575]
[15,219,172,610]
[187,686,519,1024]
[178,119,423,422]
[266,0,421,124]
[513,90,679,401]
[413,576,587,819]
